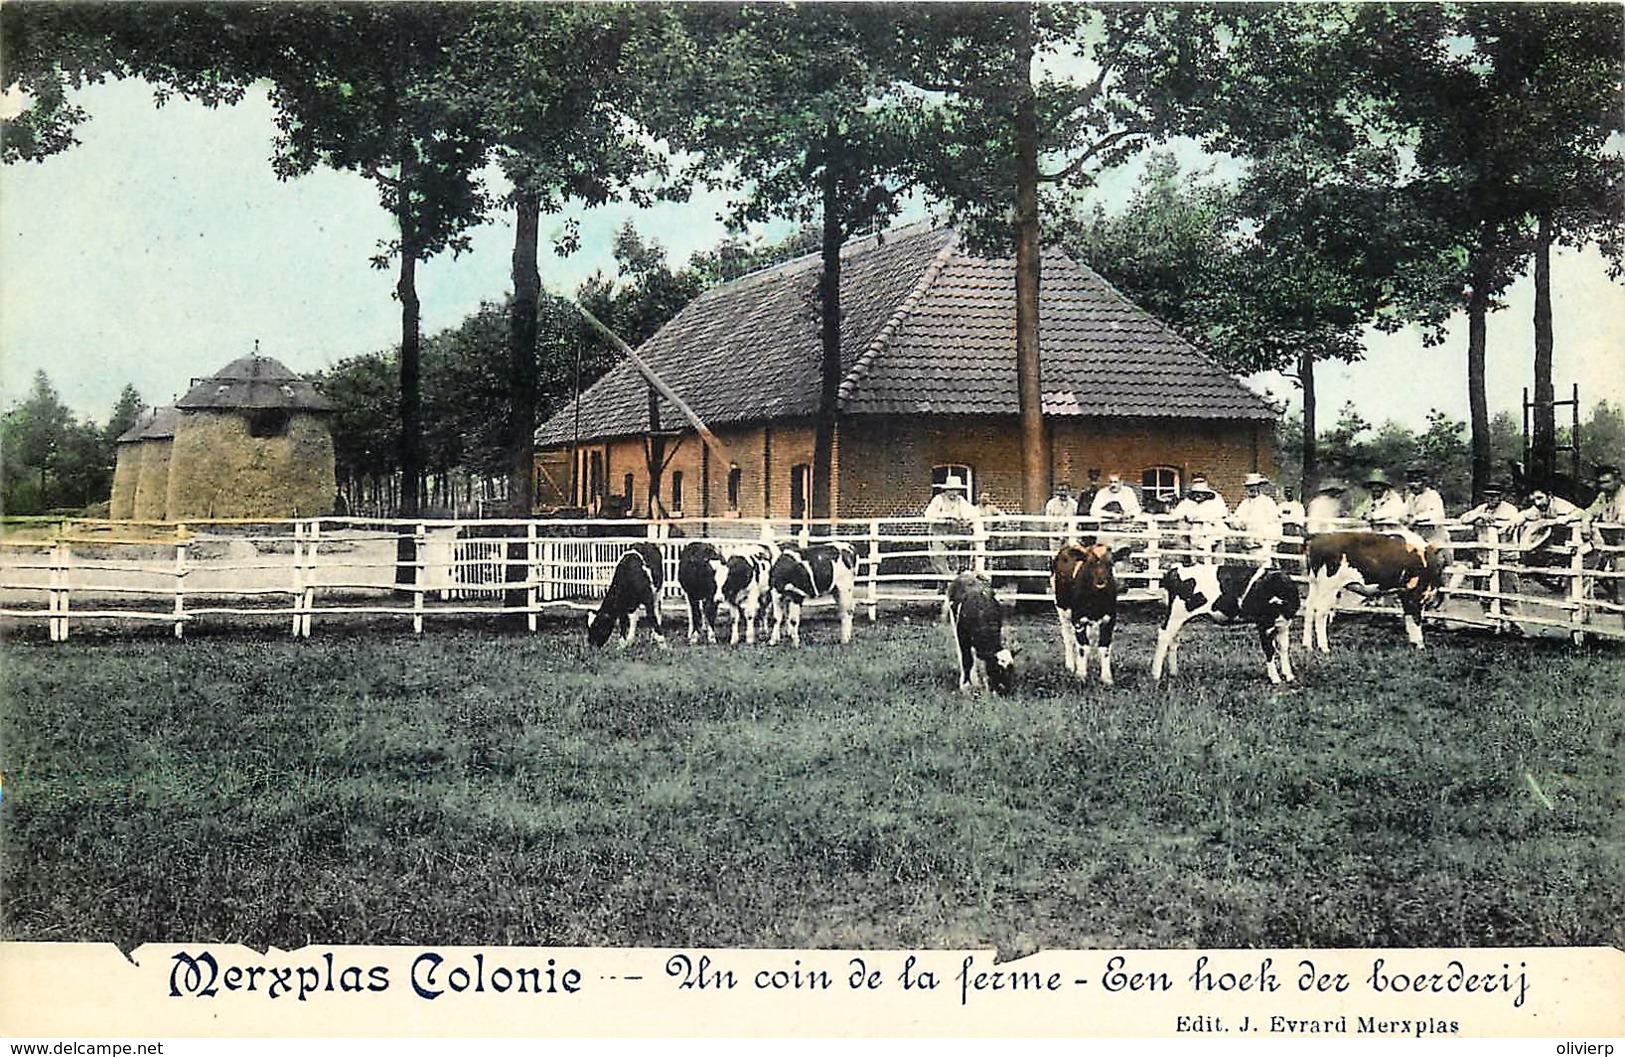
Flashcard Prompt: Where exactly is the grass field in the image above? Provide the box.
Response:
[2,603,1621,954]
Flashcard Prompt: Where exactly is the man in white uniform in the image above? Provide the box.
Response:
[1044,482,1076,551]
[1172,473,1229,562]
[924,475,980,579]
[1229,472,1282,560]
[1305,479,1346,536]
[1089,472,1142,521]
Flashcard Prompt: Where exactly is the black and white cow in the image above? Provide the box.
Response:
[768,540,857,646]
[1302,531,1445,652]
[586,542,668,649]
[718,542,777,645]
[677,541,728,644]
[1051,542,1132,686]
[1153,562,1300,684]
[943,572,1015,693]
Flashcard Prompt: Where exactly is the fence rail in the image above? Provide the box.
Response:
[2,513,1621,643]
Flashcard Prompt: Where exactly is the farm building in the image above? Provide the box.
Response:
[121,405,182,521]
[109,353,337,521]
[534,223,1279,520]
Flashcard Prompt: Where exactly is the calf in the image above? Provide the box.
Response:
[677,541,728,644]
[943,572,1015,693]
[1051,542,1131,686]
[718,542,777,645]
[586,542,668,649]
[1302,531,1445,652]
[1153,563,1300,684]
[768,540,857,646]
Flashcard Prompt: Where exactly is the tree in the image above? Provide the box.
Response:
[1346,5,1623,497]
[103,384,144,446]
[659,5,929,522]
[1479,6,1625,486]
[256,6,490,519]
[903,5,1244,510]
[433,5,678,515]
[0,370,115,514]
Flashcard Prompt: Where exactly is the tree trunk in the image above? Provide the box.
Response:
[1531,209,1556,490]
[1298,343,1318,496]
[811,127,843,529]
[1013,13,1047,515]
[395,148,423,586]
[507,191,542,517]
[1467,246,1493,500]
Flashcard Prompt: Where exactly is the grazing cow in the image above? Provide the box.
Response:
[768,540,857,646]
[1153,563,1300,684]
[677,541,728,644]
[718,542,777,645]
[586,542,668,649]
[1051,542,1131,685]
[1302,531,1446,652]
[943,572,1015,693]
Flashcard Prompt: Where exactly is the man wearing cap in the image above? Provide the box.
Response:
[1451,480,1520,598]
[1583,463,1623,602]
[1404,465,1450,551]
[1074,468,1103,521]
[1229,472,1282,560]
[1044,482,1076,550]
[1585,463,1624,525]
[924,474,980,579]
[1089,472,1143,521]
[1357,469,1409,534]
[1171,473,1229,561]
[1305,479,1346,536]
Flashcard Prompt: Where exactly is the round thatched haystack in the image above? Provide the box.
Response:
[165,354,336,520]
[131,406,180,521]
[109,410,152,519]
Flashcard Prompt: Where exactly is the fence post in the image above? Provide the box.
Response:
[173,535,188,640]
[413,523,427,634]
[867,519,881,621]
[290,521,305,638]
[1487,527,1506,630]
[1569,539,1587,645]
[527,521,540,633]
[48,539,66,642]
[304,520,319,638]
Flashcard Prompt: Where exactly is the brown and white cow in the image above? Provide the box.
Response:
[586,542,668,649]
[1153,563,1300,684]
[768,540,857,646]
[1302,531,1446,652]
[943,572,1015,693]
[1051,542,1131,685]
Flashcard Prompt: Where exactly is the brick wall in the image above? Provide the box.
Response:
[540,413,1274,519]
[839,414,1274,516]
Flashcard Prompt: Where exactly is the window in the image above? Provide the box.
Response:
[246,408,290,438]
[727,465,742,510]
[588,451,604,507]
[623,473,635,504]
[670,470,684,512]
[931,464,975,500]
[1142,466,1180,505]
[789,463,811,520]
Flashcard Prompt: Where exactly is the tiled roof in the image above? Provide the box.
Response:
[536,224,1275,447]
[176,354,333,412]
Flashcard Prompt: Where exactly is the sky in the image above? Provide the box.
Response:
[2,77,1622,437]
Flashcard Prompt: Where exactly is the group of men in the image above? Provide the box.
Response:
[924,460,1625,587]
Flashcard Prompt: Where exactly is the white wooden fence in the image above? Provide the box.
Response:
[2,513,1621,643]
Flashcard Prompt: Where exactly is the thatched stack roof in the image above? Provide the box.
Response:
[175,354,332,412]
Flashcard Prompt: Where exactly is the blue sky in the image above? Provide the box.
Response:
[3,78,1621,434]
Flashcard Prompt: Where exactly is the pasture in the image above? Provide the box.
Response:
[2,604,1621,954]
